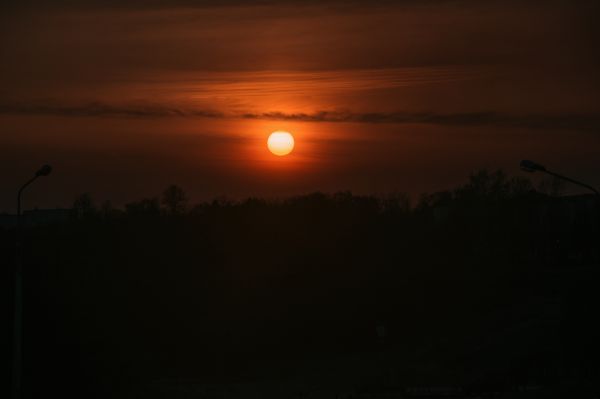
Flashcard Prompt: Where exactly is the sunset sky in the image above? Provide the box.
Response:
[1,0,599,210]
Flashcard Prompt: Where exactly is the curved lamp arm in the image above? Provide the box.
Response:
[520,160,599,196]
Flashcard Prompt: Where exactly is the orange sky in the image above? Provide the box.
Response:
[1,1,599,210]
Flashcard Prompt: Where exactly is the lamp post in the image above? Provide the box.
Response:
[520,160,599,196]
[12,164,52,399]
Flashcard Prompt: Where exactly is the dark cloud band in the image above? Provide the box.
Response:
[2,101,599,131]
[243,111,600,131]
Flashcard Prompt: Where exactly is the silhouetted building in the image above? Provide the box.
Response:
[0,208,70,228]
[23,208,70,226]
[0,213,16,228]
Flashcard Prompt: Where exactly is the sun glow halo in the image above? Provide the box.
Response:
[267,131,295,156]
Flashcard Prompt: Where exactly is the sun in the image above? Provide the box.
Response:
[267,131,294,156]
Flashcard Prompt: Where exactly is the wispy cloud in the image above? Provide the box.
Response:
[169,67,476,99]
[3,0,472,11]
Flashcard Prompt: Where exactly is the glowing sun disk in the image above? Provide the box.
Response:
[267,131,294,156]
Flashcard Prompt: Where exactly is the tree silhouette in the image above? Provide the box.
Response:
[537,175,566,196]
[72,193,96,219]
[125,197,161,217]
[161,184,187,215]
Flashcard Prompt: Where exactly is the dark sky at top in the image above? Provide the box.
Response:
[1,0,599,211]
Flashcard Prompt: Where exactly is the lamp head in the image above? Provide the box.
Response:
[520,160,546,173]
[35,164,52,177]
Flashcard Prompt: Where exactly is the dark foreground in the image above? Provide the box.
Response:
[3,171,600,398]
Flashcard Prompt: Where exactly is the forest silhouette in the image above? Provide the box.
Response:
[4,169,600,398]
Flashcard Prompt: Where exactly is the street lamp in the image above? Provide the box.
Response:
[13,164,52,399]
[520,160,599,196]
